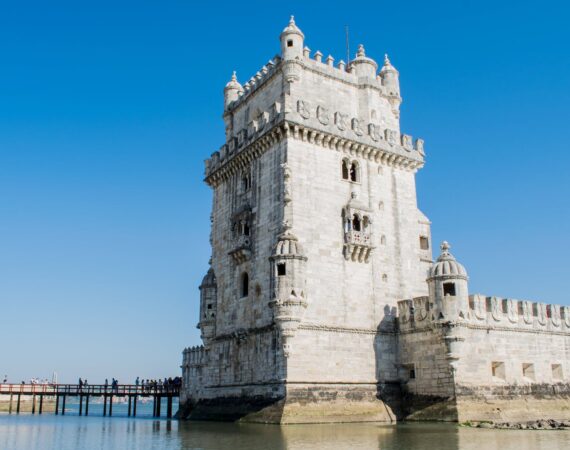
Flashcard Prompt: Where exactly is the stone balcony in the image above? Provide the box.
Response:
[343,230,373,263]
[228,235,252,264]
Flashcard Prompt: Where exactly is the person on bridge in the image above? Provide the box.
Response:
[78,378,83,392]
[135,376,140,388]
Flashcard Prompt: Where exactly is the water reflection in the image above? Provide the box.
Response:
[1,415,569,450]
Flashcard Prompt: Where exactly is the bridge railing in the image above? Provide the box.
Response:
[0,384,180,395]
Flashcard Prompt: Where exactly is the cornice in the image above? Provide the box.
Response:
[205,120,424,187]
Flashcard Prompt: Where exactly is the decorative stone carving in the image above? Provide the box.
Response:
[550,304,561,327]
[368,123,382,142]
[563,306,570,327]
[402,134,413,151]
[522,301,533,324]
[297,100,311,119]
[317,105,330,125]
[472,294,486,320]
[386,129,398,146]
[335,112,348,131]
[414,296,429,322]
[398,300,412,324]
[352,118,363,136]
[536,302,547,325]
[490,296,502,322]
[507,299,519,323]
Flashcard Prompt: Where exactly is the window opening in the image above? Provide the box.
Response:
[419,236,429,250]
[352,214,361,232]
[241,273,249,298]
[491,361,505,380]
[342,160,349,180]
[522,363,535,381]
[552,364,563,381]
[349,162,358,182]
[287,40,293,47]
[277,263,286,276]
[443,282,456,296]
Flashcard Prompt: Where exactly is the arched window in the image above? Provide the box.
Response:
[363,216,370,231]
[241,273,249,298]
[352,214,361,232]
[242,172,252,191]
[341,160,349,180]
[350,161,359,182]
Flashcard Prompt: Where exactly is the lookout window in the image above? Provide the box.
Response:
[443,282,456,297]
[349,162,359,182]
[287,40,293,47]
[277,263,286,276]
[552,364,563,381]
[522,363,535,381]
[420,236,429,250]
[242,173,252,191]
[342,160,349,180]
[491,361,505,381]
[352,214,361,232]
[241,273,249,298]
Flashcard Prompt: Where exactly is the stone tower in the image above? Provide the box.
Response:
[181,17,432,423]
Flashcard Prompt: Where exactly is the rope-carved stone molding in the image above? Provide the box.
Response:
[299,322,395,336]
[206,120,424,187]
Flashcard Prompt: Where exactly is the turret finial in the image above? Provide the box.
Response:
[384,54,391,65]
[440,241,450,254]
[357,44,365,57]
[231,71,237,81]
[289,15,295,24]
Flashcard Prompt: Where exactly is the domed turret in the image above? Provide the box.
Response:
[280,16,304,60]
[427,242,470,321]
[350,44,378,78]
[380,54,400,97]
[269,226,308,357]
[198,267,217,344]
[224,71,243,109]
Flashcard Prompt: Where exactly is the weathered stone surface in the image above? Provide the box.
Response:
[180,17,570,424]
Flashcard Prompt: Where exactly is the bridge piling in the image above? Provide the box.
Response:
[32,394,36,414]
[9,393,13,414]
[62,394,66,415]
[156,395,161,417]
[109,395,113,417]
[39,394,43,414]
[103,395,107,416]
[85,395,89,416]
[128,395,132,417]
[55,394,59,415]
[16,393,21,414]
[79,395,83,416]
[133,395,137,417]
[167,396,173,418]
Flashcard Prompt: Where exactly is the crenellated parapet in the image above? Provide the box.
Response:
[399,294,570,334]
[182,345,206,368]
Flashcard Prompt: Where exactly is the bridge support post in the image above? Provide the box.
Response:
[167,396,173,418]
[103,395,107,416]
[85,395,89,416]
[133,395,137,417]
[16,394,21,414]
[62,395,66,415]
[39,395,43,414]
[128,395,132,417]
[79,395,83,416]
[32,394,36,414]
[55,395,59,415]
[109,395,113,417]
[9,393,13,414]
[156,395,161,417]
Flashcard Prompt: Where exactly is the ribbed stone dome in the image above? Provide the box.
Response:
[281,16,304,38]
[427,241,468,280]
[273,231,304,256]
[200,268,216,288]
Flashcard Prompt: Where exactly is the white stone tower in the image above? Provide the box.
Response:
[181,17,432,423]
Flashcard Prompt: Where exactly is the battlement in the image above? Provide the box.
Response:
[182,345,206,367]
[398,295,570,333]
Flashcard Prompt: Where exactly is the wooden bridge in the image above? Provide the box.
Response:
[0,384,180,418]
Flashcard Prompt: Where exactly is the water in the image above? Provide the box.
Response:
[1,409,569,450]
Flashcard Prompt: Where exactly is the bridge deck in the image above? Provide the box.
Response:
[0,384,179,418]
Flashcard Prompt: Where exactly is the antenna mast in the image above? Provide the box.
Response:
[345,26,350,70]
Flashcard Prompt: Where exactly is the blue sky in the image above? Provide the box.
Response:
[0,0,568,383]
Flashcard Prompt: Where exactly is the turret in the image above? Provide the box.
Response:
[427,241,469,322]
[280,16,304,60]
[380,54,400,97]
[198,267,217,345]
[269,226,308,357]
[223,71,243,110]
[350,44,378,79]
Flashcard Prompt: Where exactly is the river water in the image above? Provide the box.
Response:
[1,401,569,450]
